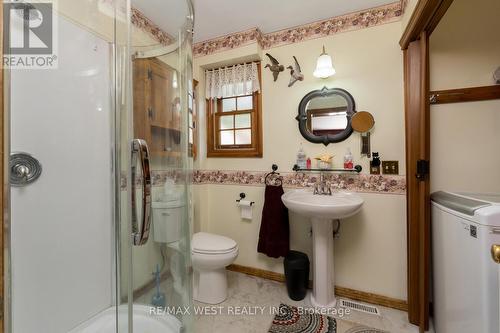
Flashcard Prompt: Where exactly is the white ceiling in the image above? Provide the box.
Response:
[193,0,395,42]
[132,0,190,37]
[132,0,395,43]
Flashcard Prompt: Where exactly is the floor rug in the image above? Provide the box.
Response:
[268,304,387,333]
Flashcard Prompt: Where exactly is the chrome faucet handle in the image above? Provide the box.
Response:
[325,183,332,195]
[313,183,320,195]
[313,172,327,195]
[321,183,331,196]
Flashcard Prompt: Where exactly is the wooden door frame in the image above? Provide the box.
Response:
[400,0,454,332]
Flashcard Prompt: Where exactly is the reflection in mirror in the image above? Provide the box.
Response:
[306,94,349,136]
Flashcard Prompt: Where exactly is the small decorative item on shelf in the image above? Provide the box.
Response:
[315,153,333,169]
[370,152,381,174]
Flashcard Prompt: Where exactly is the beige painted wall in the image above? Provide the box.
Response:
[193,22,408,300]
[401,0,419,31]
[430,0,500,193]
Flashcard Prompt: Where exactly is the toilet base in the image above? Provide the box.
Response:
[193,268,228,304]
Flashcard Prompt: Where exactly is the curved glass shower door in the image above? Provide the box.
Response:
[118,0,194,332]
[5,0,128,332]
[4,0,193,332]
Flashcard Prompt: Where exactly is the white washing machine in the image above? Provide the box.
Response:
[431,191,500,333]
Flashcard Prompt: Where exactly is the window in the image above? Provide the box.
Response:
[206,63,262,157]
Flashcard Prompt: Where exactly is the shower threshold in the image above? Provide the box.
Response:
[68,304,182,333]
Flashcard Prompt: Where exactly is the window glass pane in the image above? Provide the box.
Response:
[219,115,234,129]
[222,98,236,112]
[235,129,251,145]
[220,130,234,145]
[235,113,251,128]
[237,96,253,110]
[189,128,193,144]
[188,112,193,125]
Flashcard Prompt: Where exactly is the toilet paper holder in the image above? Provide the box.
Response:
[236,193,255,206]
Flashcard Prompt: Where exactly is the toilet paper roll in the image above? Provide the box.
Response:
[238,200,253,220]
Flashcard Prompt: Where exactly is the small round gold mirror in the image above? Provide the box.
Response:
[351,111,375,133]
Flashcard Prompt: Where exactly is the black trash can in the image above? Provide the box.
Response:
[284,251,310,301]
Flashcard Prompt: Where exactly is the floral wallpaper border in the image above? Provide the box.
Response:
[193,170,406,194]
[193,1,405,58]
[131,7,175,46]
[122,170,406,195]
[98,1,175,46]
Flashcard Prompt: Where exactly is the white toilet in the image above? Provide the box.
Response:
[191,232,238,304]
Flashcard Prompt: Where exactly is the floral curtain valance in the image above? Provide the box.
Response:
[205,62,260,99]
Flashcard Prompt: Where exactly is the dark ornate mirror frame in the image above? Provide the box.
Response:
[296,87,356,145]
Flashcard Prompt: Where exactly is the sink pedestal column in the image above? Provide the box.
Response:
[310,218,336,308]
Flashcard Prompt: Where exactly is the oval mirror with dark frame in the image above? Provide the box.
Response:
[296,87,356,145]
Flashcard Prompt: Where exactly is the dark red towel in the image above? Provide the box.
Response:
[258,185,290,258]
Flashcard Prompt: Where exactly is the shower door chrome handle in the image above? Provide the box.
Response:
[131,139,152,246]
[492,245,500,264]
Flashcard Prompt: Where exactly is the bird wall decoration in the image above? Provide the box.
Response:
[264,53,284,82]
[287,56,304,87]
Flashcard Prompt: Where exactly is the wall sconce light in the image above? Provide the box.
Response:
[313,46,336,79]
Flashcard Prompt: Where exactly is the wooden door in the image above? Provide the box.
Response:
[404,31,430,332]
[133,59,153,143]
[148,60,173,128]
[133,58,180,158]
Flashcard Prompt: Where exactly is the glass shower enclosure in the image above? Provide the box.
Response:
[4,0,194,332]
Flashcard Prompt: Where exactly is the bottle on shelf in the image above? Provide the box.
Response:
[344,148,354,169]
[296,144,307,169]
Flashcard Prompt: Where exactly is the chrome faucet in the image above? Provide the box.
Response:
[313,172,332,195]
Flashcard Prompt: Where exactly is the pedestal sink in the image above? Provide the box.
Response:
[282,189,364,308]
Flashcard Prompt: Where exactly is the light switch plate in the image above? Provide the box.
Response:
[382,161,399,175]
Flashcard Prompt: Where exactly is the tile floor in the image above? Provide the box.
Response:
[194,271,434,333]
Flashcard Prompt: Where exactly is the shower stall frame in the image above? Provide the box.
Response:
[0,0,195,331]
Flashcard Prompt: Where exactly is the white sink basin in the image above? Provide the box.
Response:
[281,189,363,219]
[281,189,364,308]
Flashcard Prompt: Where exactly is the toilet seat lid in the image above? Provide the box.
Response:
[192,232,237,254]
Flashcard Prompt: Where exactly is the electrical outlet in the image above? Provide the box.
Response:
[382,161,399,175]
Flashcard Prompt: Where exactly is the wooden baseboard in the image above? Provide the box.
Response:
[228,264,286,283]
[227,264,408,312]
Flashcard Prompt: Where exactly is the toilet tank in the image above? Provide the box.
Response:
[152,201,184,243]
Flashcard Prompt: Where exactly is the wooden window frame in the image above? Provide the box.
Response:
[206,64,263,158]
[189,79,198,160]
